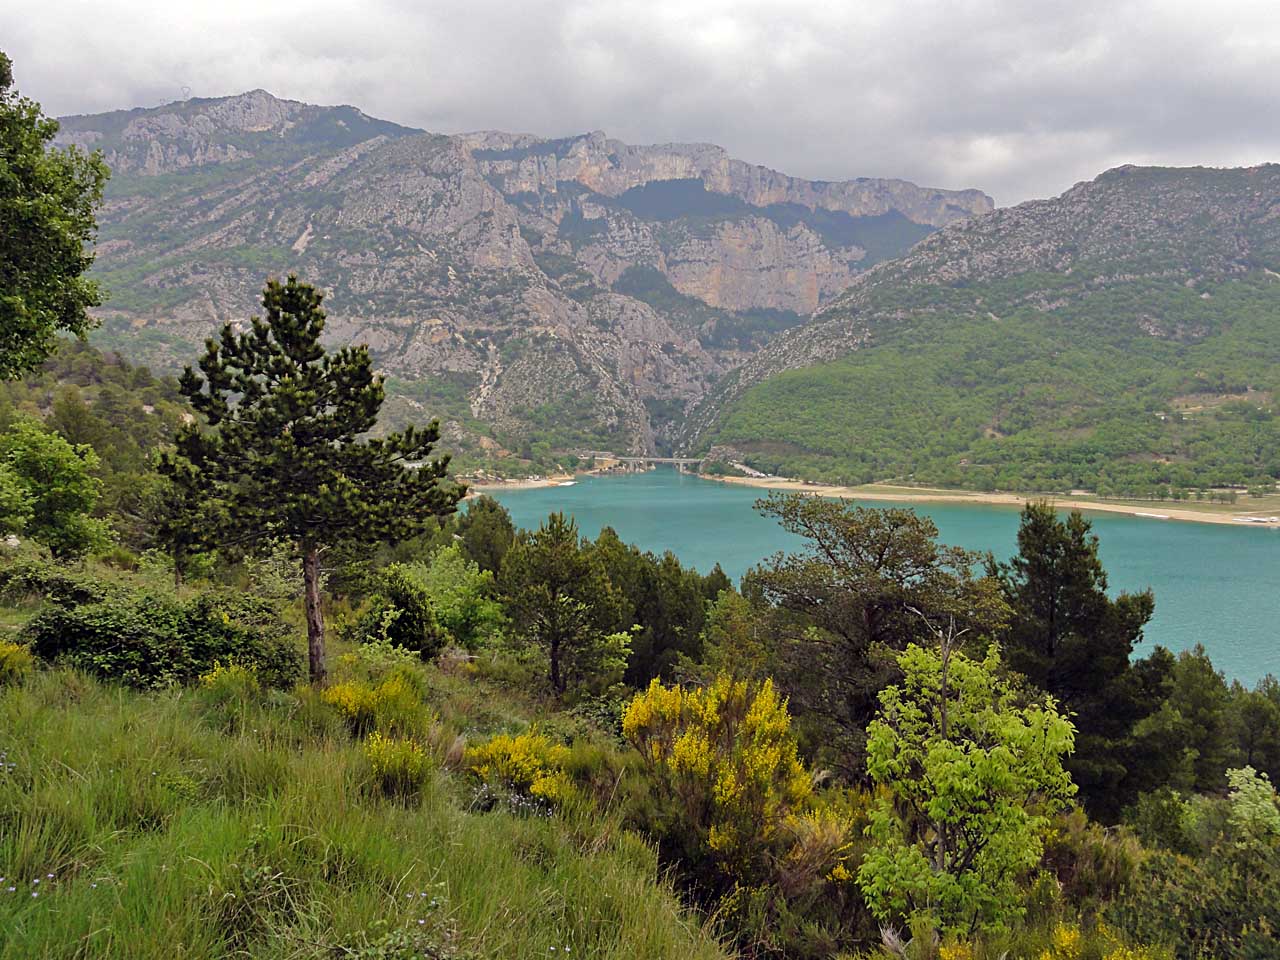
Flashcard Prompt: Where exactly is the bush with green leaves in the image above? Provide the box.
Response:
[347,564,447,662]
[857,640,1077,935]
[22,581,301,688]
[0,418,111,558]
[1102,773,1277,954]
[405,544,506,649]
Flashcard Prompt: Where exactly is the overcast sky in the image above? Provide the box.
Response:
[6,0,1280,204]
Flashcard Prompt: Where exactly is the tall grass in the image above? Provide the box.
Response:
[0,669,728,959]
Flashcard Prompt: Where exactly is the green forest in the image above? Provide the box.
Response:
[703,241,1280,496]
[4,48,1280,960]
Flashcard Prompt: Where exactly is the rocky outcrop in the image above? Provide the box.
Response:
[662,217,857,314]
[462,130,992,227]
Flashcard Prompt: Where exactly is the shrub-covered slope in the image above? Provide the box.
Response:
[0,664,728,960]
[686,165,1280,493]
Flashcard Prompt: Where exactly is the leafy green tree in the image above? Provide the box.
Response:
[0,51,108,379]
[0,461,32,535]
[456,494,515,573]
[857,624,1076,934]
[158,276,462,683]
[992,502,1156,818]
[0,417,109,557]
[500,512,623,694]
[751,492,1008,779]
[406,542,506,649]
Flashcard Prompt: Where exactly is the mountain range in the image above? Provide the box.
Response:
[54,90,989,466]
[55,91,1280,492]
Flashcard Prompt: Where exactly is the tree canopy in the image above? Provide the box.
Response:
[0,416,109,557]
[748,492,1009,777]
[0,51,108,379]
[500,511,625,695]
[992,502,1157,817]
[858,635,1077,933]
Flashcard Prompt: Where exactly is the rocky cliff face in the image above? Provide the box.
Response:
[56,90,992,464]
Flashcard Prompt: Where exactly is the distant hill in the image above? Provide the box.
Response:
[683,165,1280,494]
[55,91,991,469]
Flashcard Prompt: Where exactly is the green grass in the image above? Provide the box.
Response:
[0,666,728,959]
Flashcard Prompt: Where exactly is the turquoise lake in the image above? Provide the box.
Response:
[487,467,1278,685]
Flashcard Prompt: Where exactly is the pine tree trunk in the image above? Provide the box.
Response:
[549,635,562,693]
[303,545,327,685]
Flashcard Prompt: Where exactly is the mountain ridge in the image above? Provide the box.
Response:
[54,89,993,468]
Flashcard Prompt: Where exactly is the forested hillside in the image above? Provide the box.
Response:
[687,166,1280,494]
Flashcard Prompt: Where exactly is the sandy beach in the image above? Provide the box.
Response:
[707,475,1280,528]
[464,474,576,494]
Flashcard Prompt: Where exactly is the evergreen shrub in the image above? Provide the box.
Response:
[22,583,301,688]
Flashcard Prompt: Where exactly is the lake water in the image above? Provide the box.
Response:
[487,467,1279,685]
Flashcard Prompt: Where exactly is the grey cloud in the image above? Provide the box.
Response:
[4,0,1279,204]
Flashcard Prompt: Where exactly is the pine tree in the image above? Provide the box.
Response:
[456,494,515,574]
[992,501,1156,818]
[159,276,463,683]
[500,512,622,694]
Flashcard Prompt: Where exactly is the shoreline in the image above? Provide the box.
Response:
[464,474,577,494]
[461,464,1280,528]
[705,474,1280,528]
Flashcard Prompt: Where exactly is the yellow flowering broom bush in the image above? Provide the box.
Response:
[0,639,35,685]
[464,730,575,808]
[322,670,425,737]
[199,660,260,699]
[364,731,430,799]
[622,673,813,882]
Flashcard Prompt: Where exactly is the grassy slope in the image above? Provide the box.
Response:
[0,666,727,960]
